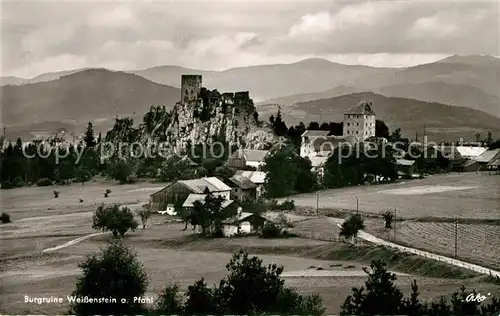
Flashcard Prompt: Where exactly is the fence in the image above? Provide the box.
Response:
[290,217,500,278]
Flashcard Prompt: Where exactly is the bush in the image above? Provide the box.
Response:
[12,177,25,188]
[382,210,395,229]
[36,178,53,186]
[278,199,295,210]
[261,222,280,238]
[340,213,365,243]
[92,204,139,238]
[76,166,92,183]
[155,284,184,314]
[69,239,148,315]
[1,212,11,224]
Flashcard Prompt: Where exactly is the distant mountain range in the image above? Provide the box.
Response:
[1,55,499,141]
[1,69,180,132]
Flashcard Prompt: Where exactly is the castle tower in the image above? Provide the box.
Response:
[342,100,376,141]
[181,74,202,103]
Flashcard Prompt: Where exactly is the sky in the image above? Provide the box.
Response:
[1,0,499,78]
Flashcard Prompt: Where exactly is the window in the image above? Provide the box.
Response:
[357,123,359,126]
[347,122,350,126]
[356,131,358,134]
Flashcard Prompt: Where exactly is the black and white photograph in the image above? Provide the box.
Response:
[1,0,500,315]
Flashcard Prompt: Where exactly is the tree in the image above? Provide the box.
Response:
[262,145,318,198]
[69,239,148,315]
[1,212,11,224]
[92,204,139,237]
[83,122,96,148]
[375,120,390,138]
[138,206,151,229]
[339,213,365,243]
[189,193,231,236]
[155,284,184,314]
[76,165,92,183]
[341,260,407,315]
[382,210,394,229]
[110,159,132,184]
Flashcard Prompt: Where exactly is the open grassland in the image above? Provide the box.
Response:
[1,177,500,314]
[2,223,500,314]
[286,173,500,220]
[364,219,500,270]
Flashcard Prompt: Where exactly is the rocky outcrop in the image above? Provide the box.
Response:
[165,96,276,153]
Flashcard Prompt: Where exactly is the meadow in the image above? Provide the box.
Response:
[1,175,499,314]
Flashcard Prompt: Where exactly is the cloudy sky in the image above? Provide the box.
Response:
[2,0,499,78]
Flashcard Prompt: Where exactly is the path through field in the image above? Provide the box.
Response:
[327,217,500,278]
[42,232,104,252]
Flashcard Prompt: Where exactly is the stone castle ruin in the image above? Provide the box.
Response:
[164,75,275,153]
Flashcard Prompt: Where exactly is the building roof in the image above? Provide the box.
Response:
[301,130,330,137]
[345,100,376,115]
[396,158,416,166]
[232,149,269,162]
[149,182,174,197]
[182,193,234,208]
[312,136,346,152]
[474,149,500,163]
[222,211,266,225]
[179,177,231,193]
[228,175,258,189]
[234,170,267,184]
[455,146,487,158]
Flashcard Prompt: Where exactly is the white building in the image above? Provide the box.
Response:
[343,100,376,141]
[227,149,269,169]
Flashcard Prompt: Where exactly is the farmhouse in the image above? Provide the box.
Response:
[227,149,269,169]
[149,177,231,213]
[226,174,258,201]
[234,170,267,198]
[221,210,267,237]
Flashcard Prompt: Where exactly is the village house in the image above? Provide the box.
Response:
[221,210,268,237]
[225,174,258,201]
[234,170,266,198]
[227,149,269,169]
[149,177,232,214]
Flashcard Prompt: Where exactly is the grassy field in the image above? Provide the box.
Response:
[1,177,500,314]
[285,173,500,220]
